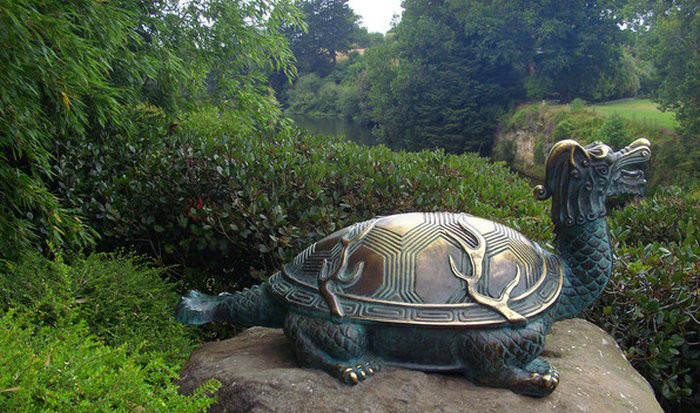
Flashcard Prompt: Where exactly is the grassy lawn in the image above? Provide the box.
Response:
[589,99,679,130]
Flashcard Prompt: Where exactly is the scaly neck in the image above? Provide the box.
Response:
[554,218,613,320]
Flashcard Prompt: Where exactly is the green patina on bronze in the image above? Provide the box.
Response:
[177,138,651,397]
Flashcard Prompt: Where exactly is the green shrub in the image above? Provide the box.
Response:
[570,98,586,111]
[589,189,700,412]
[550,108,604,145]
[0,252,195,364]
[0,253,73,326]
[338,85,363,119]
[53,108,550,291]
[0,251,219,412]
[595,113,631,150]
[286,73,323,113]
[286,73,364,118]
[553,119,575,140]
[589,241,699,411]
[649,132,700,191]
[609,187,699,246]
[317,82,343,114]
[0,310,217,413]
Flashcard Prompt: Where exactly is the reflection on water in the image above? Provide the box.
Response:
[289,114,377,146]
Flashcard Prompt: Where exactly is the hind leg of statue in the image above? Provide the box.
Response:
[458,324,558,396]
[284,313,381,385]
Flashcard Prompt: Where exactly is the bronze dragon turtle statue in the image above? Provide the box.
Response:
[177,138,651,396]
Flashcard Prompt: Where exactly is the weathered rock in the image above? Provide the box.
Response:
[178,319,662,413]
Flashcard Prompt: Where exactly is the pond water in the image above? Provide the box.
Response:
[289,114,377,146]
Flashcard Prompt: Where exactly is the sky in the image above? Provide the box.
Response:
[348,0,403,34]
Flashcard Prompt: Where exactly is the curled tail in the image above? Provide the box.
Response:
[176,283,285,328]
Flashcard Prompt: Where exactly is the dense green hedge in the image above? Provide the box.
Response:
[0,252,217,412]
[0,311,217,413]
[588,188,700,411]
[0,252,195,363]
[53,107,550,291]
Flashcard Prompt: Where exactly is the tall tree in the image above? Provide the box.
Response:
[368,0,525,153]
[367,0,628,153]
[527,1,624,101]
[621,0,699,182]
[286,0,361,76]
[452,0,625,101]
[649,2,700,132]
[648,0,700,178]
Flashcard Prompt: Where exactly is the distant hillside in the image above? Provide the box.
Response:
[492,101,691,191]
[588,99,678,130]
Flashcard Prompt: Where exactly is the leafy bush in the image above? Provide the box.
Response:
[550,107,605,144]
[570,98,587,112]
[286,73,364,119]
[0,252,195,364]
[0,251,219,412]
[53,108,550,291]
[0,0,302,260]
[610,187,698,246]
[594,242,698,411]
[595,113,631,150]
[286,73,324,113]
[338,84,363,119]
[318,82,343,114]
[0,310,217,413]
[588,189,700,412]
[553,119,575,140]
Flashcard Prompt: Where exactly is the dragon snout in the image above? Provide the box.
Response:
[613,138,651,174]
[618,138,651,164]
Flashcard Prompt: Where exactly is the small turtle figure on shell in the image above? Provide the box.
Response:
[177,138,650,396]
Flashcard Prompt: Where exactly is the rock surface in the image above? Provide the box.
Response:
[178,319,663,413]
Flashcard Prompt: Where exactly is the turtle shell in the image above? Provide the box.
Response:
[269,212,563,327]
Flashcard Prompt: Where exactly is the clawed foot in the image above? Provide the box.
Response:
[527,370,559,395]
[335,360,382,385]
[477,358,559,397]
[523,358,559,396]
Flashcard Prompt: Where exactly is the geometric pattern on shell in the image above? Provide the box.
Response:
[269,212,564,327]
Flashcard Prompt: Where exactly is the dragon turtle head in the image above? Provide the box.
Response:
[534,138,651,227]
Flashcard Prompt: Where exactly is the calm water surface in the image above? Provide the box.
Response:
[289,114,377,146]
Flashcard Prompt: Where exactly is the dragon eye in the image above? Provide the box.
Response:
[594,165,609,175]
